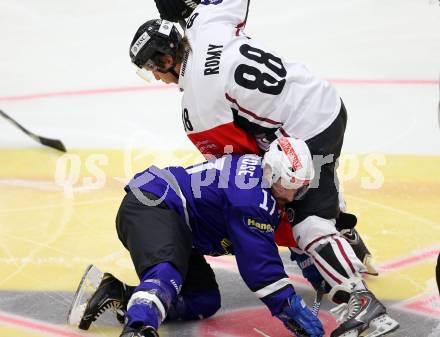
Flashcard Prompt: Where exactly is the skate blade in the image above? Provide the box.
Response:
[67,264,104,326]
[360,314,400,337]
[333,314,399,337]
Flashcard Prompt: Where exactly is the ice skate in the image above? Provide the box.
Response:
[120,325,159,337]
[67,264,133,330]
[330,290,399,337]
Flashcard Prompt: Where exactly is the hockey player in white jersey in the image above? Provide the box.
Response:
[135,0,377,277]
[144,0,344,153]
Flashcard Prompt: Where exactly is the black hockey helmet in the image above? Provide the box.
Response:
[129,19,182,69]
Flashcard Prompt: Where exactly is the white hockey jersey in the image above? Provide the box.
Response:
[178,0,341,157]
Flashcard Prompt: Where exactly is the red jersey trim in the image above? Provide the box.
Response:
[187,121,259,158]
[225,93,283,126]
[274,213,297,247]
[279,127,289,137]
[235,0,250,36]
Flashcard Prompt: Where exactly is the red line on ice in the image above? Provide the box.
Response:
[207,247,440,281]
[378,248,440,272]
[0,78,437,102]
[396,294,440,318]
[0,84,175,102]
[0,312,88,337]
[330,79,438,85]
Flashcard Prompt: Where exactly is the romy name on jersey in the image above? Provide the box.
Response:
[204,44,223,76]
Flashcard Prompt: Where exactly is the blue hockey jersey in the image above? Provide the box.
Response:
[125,154,295,315]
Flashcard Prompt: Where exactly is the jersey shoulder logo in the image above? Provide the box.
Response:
[245,216,274,233]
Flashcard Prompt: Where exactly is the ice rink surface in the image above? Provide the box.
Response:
[1,0,440,336]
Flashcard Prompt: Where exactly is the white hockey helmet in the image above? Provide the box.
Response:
[262,137,314,190]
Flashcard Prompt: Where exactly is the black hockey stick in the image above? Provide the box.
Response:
[0,109,66,152]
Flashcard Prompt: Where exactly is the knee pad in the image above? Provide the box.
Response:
[293,216,339,250]
[306,235,366,288]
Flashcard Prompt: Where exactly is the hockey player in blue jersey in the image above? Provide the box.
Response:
[68,137,398,337]
[69,137,323,337]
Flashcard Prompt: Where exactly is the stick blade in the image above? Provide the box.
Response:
[0,109,67,152]
[39,137,67,152]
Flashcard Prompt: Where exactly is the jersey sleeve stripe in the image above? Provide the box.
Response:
[254,278,294,298]
[226,93,283,127]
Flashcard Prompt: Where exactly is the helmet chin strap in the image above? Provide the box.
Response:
[157,63,179,80]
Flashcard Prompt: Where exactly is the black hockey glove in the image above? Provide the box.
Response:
[154,0,200,22]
